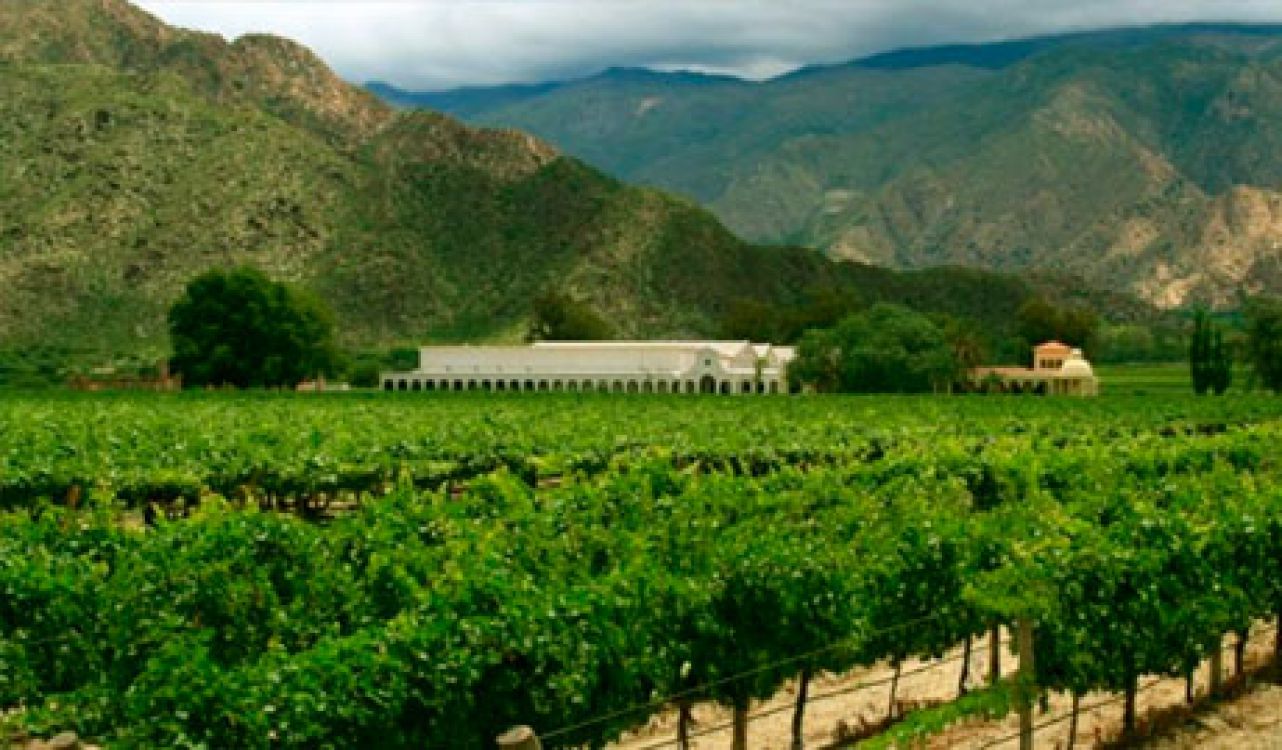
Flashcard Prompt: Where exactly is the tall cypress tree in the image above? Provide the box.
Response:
[1209,327,1233,396]
[1189,310,1212,396]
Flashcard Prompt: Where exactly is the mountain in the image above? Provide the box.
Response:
[0,0,1130,373]
[384,24,1282,308]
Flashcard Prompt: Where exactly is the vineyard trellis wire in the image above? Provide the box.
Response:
[525,618,1279,750]
[973,620,1280,750]
[538,612,950,745]
[626,632,1011,750]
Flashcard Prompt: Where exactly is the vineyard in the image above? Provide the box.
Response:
[2,391,1282,748]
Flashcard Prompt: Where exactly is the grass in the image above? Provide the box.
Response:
[1096,362,1265,396]
[1097,362,1191,395]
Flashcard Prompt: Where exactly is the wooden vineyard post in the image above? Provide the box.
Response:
[1210,641,1224,696]
[497,726,542,750]
[1276,609,1282,682]
[989,622,1002,684]
[1016,617,1036,750]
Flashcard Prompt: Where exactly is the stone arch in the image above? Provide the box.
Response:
[525,380,535,392]
[538,380,549,392]
[719,381,731,395]
[741,381,752,394]
[699,375,717,394]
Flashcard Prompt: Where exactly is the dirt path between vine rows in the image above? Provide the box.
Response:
[610,623,1280,750]
[1142,684,1282,749]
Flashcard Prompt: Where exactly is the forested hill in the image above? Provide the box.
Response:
[0,0,1154,374]
[378,24,1282,308]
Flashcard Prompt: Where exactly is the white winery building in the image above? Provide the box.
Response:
[381,341,796,394]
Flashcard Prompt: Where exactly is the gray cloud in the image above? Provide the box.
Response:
[134,0,1282,90]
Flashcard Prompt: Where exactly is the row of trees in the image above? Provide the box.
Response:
[157,267,1282,394]
[785,299,1102,394]
[787,297,1282,395]
[165,274,618,389]
[1187,299,1282,396]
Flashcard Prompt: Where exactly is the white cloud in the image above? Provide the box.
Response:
[133,0,1282,90]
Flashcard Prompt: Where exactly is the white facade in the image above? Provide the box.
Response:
[381,341,796,394]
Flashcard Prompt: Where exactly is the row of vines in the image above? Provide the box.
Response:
[1,393,1281,747]
[2,391,1280,508]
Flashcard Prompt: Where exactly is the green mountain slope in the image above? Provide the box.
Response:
[0,0,1157,373]
[389,24,1282,307]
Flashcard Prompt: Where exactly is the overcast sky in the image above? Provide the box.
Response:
[133,1,1282,91]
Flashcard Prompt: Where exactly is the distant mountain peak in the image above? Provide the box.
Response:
[388,21,1282,307]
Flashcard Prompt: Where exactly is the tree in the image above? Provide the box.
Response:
[1190,310,1214,395]
[526,292,614,342]
[1015,298,1098,357]
[168,268,340,388]
[1209,327,1232,396]
[1246,296,1282,393]
[943,317,989,375]
[791,304,960,393]
[719,298,784,342]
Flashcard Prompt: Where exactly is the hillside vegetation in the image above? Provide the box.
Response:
[0,0,1145,373]
[387,24,1282,307]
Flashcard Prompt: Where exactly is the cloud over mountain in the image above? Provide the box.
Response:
[137,0,1282,89]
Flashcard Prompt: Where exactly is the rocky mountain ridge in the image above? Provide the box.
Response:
[384,24,1282,308]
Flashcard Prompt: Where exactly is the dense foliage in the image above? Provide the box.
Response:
[169,268,341,388]
[790,304,960,393]
[0,0,1166,376]
[2,392,1282,748]
[526,292,614,341]
[1015,298,1099,355]
[1246,295,1282,393]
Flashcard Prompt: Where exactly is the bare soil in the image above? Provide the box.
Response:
[611,623,1281,749]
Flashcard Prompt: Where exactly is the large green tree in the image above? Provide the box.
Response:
[1246,296,1282,393]
[1015,298,1098,356]
[790,304,960,393]
[168,268,340,388]
[526,291,614,342]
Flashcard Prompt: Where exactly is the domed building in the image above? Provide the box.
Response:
[972,341,1099,396]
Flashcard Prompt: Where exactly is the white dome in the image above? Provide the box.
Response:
[1059,349,1094,377]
